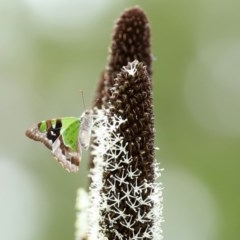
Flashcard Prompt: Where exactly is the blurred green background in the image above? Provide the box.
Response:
[0,1,239,239]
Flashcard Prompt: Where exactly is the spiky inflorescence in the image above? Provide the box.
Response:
[95,61,163,239]
[76,6,163,240]
[94,6,152,108]
[108,7,152,75]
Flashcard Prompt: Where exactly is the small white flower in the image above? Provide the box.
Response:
[122,60,139,76]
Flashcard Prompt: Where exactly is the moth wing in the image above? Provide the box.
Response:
[25,119,61,150]
[26,117,81,173]
[51,118,81,173]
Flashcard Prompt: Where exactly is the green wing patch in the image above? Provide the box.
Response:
[61,118,80,152]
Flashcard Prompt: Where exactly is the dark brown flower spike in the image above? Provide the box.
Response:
[108,6,152,76]
[99,60,157,239]
[76,6,163,240]
[93,6,152,108]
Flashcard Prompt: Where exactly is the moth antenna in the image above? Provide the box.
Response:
[79,90,86,110]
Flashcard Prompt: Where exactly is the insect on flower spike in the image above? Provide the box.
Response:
[25,91,93,172]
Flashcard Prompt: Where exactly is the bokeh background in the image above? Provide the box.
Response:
[0,1,239,239]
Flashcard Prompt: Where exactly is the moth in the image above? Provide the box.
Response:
[25,110,93,173]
